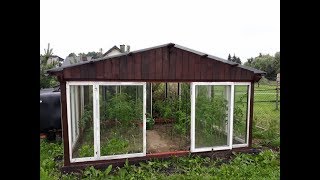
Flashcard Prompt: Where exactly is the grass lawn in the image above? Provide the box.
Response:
[41,140,280,180]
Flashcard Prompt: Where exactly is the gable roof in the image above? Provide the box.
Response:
[48,43,265,75]
[103,45,122,57]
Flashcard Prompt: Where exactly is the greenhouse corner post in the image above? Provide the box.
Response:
[60,80,71,166]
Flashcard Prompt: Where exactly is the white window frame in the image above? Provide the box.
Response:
[232,82,251,148]
[66,81,147,163]
[190,82,251,153]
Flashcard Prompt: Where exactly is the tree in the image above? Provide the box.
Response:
[227,54,232,61]
[274,52,280,74]
[40,43,59,89]
[227,53,242,64]
[249,54,277,80]
[68,53,76,57]
[235,57,242,64]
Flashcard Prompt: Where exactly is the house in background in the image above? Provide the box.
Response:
[61,45,130,67]
[102,44,130,57]
[41,55,64,67]
[61,55,93,67]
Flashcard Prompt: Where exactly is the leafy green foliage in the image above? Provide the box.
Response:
[80,104,93,129]
[196,94,228,136]
[101,136,129,155]
[40,43,59,89]
[146,113,155,130]
[40,140,279,179]
[79,144,94,157]
[101,92,142,126]
[244,52,280,80]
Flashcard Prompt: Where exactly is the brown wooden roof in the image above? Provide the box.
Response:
[48,43,265,82]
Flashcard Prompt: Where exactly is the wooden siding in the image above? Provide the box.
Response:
[61,47,255,81]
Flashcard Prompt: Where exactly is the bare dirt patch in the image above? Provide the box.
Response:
[147,124,189,153]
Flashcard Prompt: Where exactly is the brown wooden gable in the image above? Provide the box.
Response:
[60,45,257,82]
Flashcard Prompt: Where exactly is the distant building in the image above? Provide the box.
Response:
[61,45,130,67]
[41,55,64,67]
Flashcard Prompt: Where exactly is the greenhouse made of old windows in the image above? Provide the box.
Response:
[48,43,265,170]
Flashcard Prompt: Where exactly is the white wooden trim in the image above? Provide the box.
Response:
[232,83,251,148]
[191,82,239,153]
[191,146,232,153]
[193,82,234,86]
[228,85,234,149]
[246,83,251,145]
[67,81,147,163]
[150,83,152,118]
[66,83,73,161]
[233,82,251,86]
[70,86,75,147]
[67,81,146,86]
[72,153,145,163]
[190,83,195,152]
[93,84,100,159]
[75,87,79,141]
[143,83,147,155]
[232,144,248,148]
[225,86,230,134]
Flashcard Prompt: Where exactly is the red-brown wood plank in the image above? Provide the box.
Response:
[168,48,176,80]
[148,50,156,80]
[155,48,163,79]
[175,49,183,79]
[235,68,242,80]
[87,64,96,79]
[206,59,213,80]
[112,58,120,79]
[212,61,219,80]
[96,61,104,79]
[218,63,225,80]
[182,51,189,80]
[162,47,169,80]
[194,54,200,80]
[228,66,236,80]
[188,52,195,80]
[60,81,70,166]
[127,55,134,80]
[224,64,230,80]
[134,53,142,80]
[200,58,207,80]
[141,51,149,79]
[119,56,128,80]
[104,60,112,79]
[80,65,89,78]
[63,69,71,79]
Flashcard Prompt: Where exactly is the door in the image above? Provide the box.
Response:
[190,82,234,152]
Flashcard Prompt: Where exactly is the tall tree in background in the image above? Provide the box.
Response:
[227,53,242,64]
[68,53,76,57]
[228,54,232,61]
[40,43,59,89]
[244,52,280,80]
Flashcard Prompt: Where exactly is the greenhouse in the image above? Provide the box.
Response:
[48,43,265,169]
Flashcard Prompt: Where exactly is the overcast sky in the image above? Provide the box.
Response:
[40,0,279,62]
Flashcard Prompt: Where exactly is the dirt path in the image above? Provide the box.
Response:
[147,130,174,153]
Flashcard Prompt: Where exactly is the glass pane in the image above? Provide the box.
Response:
[233,85,249,144]
[195,85,230,148]
[70,85,94,158]
[100,85,143,156]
